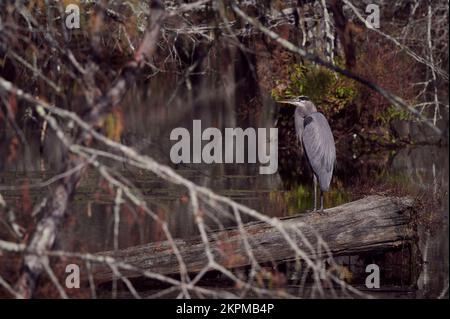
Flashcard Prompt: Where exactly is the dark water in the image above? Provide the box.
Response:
[0,83,448,298]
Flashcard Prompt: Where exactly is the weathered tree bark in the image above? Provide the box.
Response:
[13,1,165,299]
[92,195,418,284]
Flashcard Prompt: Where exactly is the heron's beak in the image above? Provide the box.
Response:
[277,100,296,107]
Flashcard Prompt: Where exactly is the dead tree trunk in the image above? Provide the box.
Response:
[11,1,166,299]
[92,195,418,284]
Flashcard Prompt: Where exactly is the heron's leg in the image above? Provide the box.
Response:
[320,190,324,212]
[313,175,318,211]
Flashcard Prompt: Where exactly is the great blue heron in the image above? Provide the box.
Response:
[278,96,336,212]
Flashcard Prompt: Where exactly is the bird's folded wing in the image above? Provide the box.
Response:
[302,112,336,190]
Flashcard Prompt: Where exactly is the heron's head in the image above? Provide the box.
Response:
[277,95,317,117]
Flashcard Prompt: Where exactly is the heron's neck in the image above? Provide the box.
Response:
[295,104,317,118]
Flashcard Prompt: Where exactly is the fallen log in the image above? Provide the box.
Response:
[92,195,418,284]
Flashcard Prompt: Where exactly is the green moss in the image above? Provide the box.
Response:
[273,63,358,116]
[376,105,412,125]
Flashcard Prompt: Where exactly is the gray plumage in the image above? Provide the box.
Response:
[301,112,335,192]
[278,96,336,211]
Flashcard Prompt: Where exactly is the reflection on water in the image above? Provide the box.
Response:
[0,84,448,298]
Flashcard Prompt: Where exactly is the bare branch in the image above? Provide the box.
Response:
[230,2,442,136]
